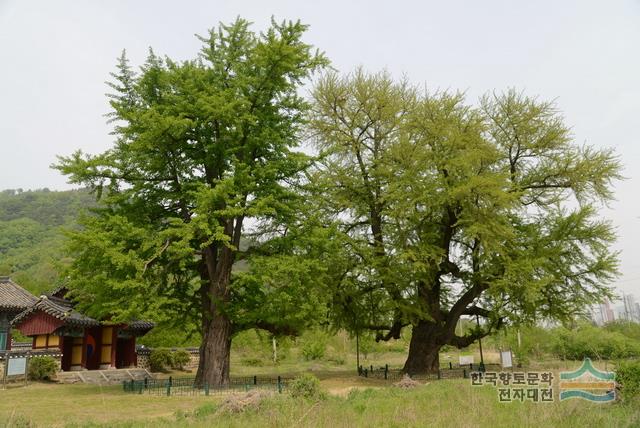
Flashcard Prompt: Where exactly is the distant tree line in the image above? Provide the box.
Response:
[0,188,94,295]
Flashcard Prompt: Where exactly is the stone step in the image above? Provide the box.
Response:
[56,368,152,385]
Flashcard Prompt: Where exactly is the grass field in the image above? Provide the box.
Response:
[1,370,638,428]
[1,331,636,427]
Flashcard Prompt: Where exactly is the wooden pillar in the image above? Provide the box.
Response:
[60,336,72,371]
[100,326,115,369]
[70,336,83,371]
[122,337,136,368]
[110,327,117,368]
[132,338,138,367]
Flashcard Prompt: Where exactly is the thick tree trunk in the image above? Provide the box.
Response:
[403,320,442,375]
[196,310,232,386]
[195,239,235,387]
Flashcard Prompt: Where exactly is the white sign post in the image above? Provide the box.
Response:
[459,355,474,367]
[7,357,27,376]
[3,354,29,388]
[500,350,513,369]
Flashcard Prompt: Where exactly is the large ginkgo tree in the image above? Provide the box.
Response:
[309,70,621,374]
[56,18,328,386]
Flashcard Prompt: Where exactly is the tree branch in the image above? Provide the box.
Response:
[448,316,504,349]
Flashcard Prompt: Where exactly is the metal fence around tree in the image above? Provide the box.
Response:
[123,363,505,396]
[358,362,503,381]
[123,375,291,396]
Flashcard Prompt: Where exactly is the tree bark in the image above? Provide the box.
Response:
[195,237,235,387]
[403,320,442,374]
[196,310,232,386]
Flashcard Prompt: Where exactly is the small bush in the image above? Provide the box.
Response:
[301,341,325,361]
[358,334,377,359]
[171,349,191,371]
[300,330,328,361]
[149,348,173,372]
[288,373,325,400]
[28,356,58,381]
[616,360,640,400]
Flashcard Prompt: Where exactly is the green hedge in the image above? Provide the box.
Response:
[553,326,640,360]
[28,356,58,381]
[148,348,193,372]
[171,349,191,370]
[616,359,640,400]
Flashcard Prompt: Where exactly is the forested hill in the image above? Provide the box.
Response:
[0,188,95,295]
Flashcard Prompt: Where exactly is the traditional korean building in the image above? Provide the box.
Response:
[7,282,153,371]
[0,276,38,350]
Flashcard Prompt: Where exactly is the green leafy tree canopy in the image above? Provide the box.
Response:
[55,18,329,385]
[308,70,622,373]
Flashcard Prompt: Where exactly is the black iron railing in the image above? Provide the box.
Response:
[357,362,503,381]
[122,375,290,396]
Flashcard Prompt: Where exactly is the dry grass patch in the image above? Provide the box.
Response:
[217,390,274,414]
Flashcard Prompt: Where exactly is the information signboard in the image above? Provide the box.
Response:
[459,355,474,366]
[7,357,27,376]
[500,350,513,368]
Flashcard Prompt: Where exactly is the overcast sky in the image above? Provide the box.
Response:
[1,0,639,297]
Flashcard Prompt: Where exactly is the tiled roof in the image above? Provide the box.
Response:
[0,277,37,311]
[12,295,100,328]
[123,320,155,333]
[48,285,69,299]
[8,281,154,335]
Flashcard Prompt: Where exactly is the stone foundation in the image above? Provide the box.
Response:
[1,347,200,379]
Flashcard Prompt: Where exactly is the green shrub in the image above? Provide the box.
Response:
[300,331,328,361]
[358,334,376,359]
[301,341,325,361]
[149,348,173,372]
[605,321,640,342]
[616,359,640,400]
[171,349,191,371]
[28,356,58,381]
[552,325,640,360]
[272,336,293,362]
[288,373,325,400]
[488,325,557,365]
